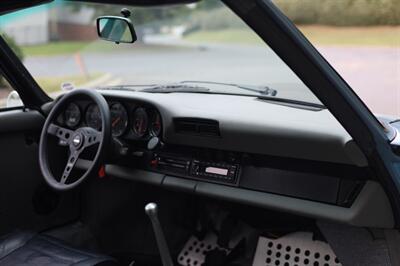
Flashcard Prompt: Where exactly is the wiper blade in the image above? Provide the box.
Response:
[181,80,278,96]
[141,84,210,93]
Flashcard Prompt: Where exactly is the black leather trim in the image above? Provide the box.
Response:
[0,231,36,260]
[0,231,115,266]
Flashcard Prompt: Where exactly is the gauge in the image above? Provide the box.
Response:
[85,104,102,130]
[131,107,148,138]
[56,113,65,126]
[149,111,162,137]
[64,103,81,128]
[110,102,128,137]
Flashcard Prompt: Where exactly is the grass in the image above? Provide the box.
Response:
[21,41,123,57]
[21,40,194,57]
[185,29,263,45]
[36,73,102,94]
[299,25,400,47]
[185,26,400,47]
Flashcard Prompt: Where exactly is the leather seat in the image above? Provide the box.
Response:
[0,231,116,265]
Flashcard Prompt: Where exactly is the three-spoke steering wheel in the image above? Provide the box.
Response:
[39,89,111,190]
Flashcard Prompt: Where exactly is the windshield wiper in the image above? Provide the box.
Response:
[181,80,278,96]
[97,81,276,96]
[141,84,210,93]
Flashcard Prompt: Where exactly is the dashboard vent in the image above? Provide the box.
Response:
[174,118,220,137]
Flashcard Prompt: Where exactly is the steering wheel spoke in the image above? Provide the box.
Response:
[60,149,81,184]
[48,123,74,144]
[82,127,102,148]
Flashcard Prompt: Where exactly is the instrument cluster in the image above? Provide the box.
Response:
[58,100,162,140]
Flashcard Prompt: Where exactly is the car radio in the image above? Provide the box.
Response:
[149,153,240,185]
[190,160,239,183]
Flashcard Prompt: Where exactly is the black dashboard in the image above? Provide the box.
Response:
[55,91,393,228]
[58,96,367,205]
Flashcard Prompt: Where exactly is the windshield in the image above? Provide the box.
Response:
[0,0,321,107]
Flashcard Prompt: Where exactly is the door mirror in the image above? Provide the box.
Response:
[96,16,137,44]
[6,90,23,108]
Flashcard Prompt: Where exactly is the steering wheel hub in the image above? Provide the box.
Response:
[72,133,84,148]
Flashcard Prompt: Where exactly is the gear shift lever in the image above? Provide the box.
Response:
[145,203,174,266]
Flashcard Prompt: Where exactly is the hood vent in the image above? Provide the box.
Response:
[174,118,220,137]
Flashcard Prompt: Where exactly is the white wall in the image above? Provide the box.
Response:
[1,11,49,45]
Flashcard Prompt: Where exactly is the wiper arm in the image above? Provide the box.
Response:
[141,84,210,93]
[94,83,210,93]
[181,80,278,96]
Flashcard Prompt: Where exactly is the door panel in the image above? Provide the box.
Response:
[0,109,80,235]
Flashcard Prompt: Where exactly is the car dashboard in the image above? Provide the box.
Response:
[55,90,394,228]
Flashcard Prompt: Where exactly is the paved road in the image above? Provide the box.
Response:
[319,46,400,116]
[25,43,400,116]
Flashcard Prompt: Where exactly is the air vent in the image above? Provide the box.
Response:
[174,118,220,137]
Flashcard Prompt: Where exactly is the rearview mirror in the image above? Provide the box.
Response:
[96,16,137,44]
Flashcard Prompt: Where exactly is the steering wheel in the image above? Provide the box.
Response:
[39,89,111,191]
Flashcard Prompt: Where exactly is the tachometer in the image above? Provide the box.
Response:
[131,108,148,138]
[149,111,162,137]
[110,102,128,137]
[64,103,81,128]
[85,104,102,130]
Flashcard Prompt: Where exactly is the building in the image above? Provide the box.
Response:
[0,4,97,46]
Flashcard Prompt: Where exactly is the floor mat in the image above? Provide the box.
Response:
[252,232,341,266]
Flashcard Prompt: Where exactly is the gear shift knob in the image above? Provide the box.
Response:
[145,203,174,266]
[145,202,158,217]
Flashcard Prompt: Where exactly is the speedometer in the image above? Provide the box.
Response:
[85,104,101,130]
[131,108,148,138]
[64,103,81,128]
[110,102,128,137]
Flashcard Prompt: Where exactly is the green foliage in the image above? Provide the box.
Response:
[184,6,247,32]
[196,1,224,10]
[274,0,400,26]
[65,0,399,28]
[2,33,24,61]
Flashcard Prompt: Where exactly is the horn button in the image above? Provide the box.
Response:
[72,133,84,148]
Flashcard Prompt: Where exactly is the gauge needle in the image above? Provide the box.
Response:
[140,119,144,133]
[112,117,121,127]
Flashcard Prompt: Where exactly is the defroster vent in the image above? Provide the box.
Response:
[174,118,220,137]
